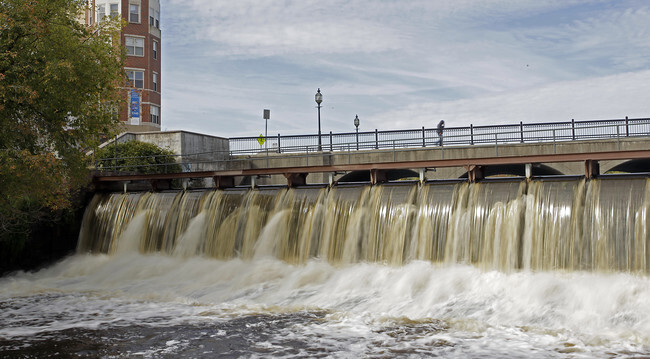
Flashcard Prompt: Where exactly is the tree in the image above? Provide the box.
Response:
[94,141,182,174]
[0,0,125,239]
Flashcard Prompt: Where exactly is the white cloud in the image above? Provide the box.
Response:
[168,0,404,57]
[160,0,650,138]
[513,4,650,73]
[374,70,650,130]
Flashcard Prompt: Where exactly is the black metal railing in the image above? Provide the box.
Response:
[230,117,650,154]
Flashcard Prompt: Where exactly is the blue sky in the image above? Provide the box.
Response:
[160,0,650,138]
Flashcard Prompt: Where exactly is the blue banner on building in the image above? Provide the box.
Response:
[130,89,140,118]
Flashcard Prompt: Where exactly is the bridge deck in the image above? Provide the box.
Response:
[94,149,650,189]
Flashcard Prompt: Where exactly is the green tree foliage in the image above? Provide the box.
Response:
[94,141,182,174]
[0,0,125,237]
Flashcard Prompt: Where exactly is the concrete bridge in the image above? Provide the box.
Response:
[231,136,650,185]
[93,135,650,191]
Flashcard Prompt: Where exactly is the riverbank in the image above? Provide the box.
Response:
[0,191,90,276]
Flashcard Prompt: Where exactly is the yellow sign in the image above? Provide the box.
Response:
[257,134,266,147]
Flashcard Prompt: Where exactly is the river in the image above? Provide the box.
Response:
[1,179,649,358]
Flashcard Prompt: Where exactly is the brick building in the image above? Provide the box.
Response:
[84,0,162,132]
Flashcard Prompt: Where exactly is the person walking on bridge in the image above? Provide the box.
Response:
[436,120,445,146]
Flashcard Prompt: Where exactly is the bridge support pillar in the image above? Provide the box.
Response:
[585,160,600,179]
[284,173,307,187]
[466,165,484,183]
[419,168,425,184]
[370,169,387,185]
[213,176,235,189]
[525,163,532,180]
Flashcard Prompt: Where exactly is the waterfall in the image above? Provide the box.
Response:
[77,178,650,273]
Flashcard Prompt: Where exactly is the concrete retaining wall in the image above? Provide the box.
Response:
[114,130,230,172]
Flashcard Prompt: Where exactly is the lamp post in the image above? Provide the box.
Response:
[354,114,360,150]
[315,88,323,151]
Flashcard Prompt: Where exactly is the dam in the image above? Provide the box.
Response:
[79,178,649,273]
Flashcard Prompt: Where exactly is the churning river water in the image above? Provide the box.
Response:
[1,180,650,358]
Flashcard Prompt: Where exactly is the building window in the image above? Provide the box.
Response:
[125,36,144,56]
[150,105,160,124]
[110,3,119,18]
[129,4,139,23]
[153,73,158,92]
[126,70,144,89]
[152,41,157,59]
[96,5,105,23]
[149,8,160,28]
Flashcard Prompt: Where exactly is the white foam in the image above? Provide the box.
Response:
[1,254,649,354]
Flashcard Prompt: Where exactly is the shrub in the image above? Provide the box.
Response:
[94,141,182,174]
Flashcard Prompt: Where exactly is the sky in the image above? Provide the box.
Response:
[159,0,650,138]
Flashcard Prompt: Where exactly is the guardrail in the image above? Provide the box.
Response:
[230,117,650,154]
[95,117,650,173]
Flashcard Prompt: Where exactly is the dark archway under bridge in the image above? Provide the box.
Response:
[458,163,564,179]
[337,169,420,183]
[607,159,650,174]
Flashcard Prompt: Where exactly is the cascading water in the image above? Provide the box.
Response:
[2,178,650,358]
[78,178,650,272]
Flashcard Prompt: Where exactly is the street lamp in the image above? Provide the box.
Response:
[315,88,323,151]
[354,114,360,150]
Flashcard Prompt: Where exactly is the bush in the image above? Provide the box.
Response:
[94,141,182,174]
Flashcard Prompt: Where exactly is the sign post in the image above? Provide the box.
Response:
[263,109,270,150]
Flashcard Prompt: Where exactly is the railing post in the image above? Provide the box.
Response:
[306,146,309,166]
[520,121,524,143]
[470,124,474,145]
[494,133,498,156]
[329,131,333,152]
[625,116,629,137]
[422,126,426,147]
[393,140,396,162]
[571,119,575,140]
[355,129,359,150]
[277,133,281,153]
[114,134,118,172]
[375,129,379,149]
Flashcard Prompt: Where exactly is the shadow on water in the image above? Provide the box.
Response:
[0,311,331,359]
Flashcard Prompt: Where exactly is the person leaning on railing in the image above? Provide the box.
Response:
[436,120,445,146]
